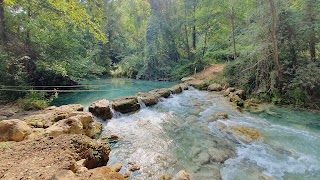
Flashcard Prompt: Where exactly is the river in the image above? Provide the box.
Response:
[52,79,320,180]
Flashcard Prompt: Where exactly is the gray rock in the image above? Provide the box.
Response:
[136,92,158,106]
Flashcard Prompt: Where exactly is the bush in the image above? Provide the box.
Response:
[17,92,49,110]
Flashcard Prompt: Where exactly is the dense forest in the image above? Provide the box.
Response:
[0,0,319,109]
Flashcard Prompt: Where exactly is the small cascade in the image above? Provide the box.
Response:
[137,97,147,109]
[109,102,123,118]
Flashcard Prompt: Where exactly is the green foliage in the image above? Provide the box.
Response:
[17,92,49,110]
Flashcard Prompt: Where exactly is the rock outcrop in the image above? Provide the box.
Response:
[88,99,112,120]
[179,83,189,90]
[207,83,223,91]
[45,112,102,138]
[136,92,158,106]
[170,85,183,94]
[0,119,32,142]
[112,96,140,114]
[181,77,195,82]
[24,104,84,128]
[150,88,171,98]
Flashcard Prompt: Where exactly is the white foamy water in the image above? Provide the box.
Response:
[101,88,320,180]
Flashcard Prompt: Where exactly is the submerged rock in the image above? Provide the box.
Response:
[215,122,262,143]
[88,99,112,120]
[207,113,228,122]
[208,148,235,163]
[208,83,223,91]
[150,88,171,98]
[170,85,183,94]
[112,96,140,114]
[136,92,158,106]
[176,170,190,180]
[0,119,32,142]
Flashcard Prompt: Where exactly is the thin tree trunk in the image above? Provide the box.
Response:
[184,24,190,58]
[0,0,7,47]
[231,0,237,60]
[192,4,196,50]
[268,0,281,78]
[306,0,316,61]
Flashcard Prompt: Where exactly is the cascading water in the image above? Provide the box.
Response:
[102,88,320,180]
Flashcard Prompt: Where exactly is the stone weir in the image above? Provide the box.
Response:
[88,83,188,120]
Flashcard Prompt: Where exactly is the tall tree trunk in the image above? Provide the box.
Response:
[231,0,237,60]
[306,0,316,61]
[192,4,196,50]
[0,0,7,47]
[268,0,281,78]
[184,24,190,58]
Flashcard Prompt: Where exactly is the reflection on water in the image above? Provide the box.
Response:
[51,78,176,107]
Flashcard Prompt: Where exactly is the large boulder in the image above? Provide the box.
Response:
[149,88,171,98]
[88,99,112,120]
[136,92,158,106]
[170,85,183,94]
[112,96,140,114]
[0,119,32,142]
[45,112,102,138]
[207,83,223,91]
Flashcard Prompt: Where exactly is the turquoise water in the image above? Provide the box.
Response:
[51,78,176,107]
[52,79,320,179]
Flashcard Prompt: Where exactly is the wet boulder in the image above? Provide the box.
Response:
[112,96,140,114]
[176,170,190,180]
[88,99,112,120]
[150,88,171,98]
[187,80,209,90]
[207,83,223,91]
[170,85,183,94]
[136,92,158,106]
[179,83,189,90]
[234,90,246,99]
[208,148,235,163]
[224,87,236,96]
[207,112,228,122]
[0,119,32,142]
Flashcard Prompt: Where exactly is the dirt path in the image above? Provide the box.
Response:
[193,64,224,81]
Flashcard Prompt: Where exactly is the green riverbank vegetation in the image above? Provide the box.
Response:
[0,0,319,109]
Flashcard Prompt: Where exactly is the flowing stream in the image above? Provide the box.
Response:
[53,79,320,180]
